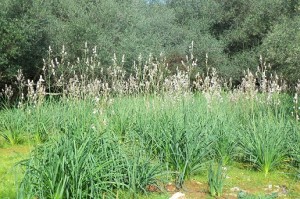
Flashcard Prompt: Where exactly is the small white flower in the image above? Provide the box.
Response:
[94,97,100,103]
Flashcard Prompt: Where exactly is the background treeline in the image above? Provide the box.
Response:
[0,0,299,88]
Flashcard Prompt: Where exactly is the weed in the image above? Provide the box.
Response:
[208,162,226,197]
[238,191,278,199]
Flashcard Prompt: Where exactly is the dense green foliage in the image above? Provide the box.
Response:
[0,93,299,198]
[0,0,49,85]
[0,0,299,87]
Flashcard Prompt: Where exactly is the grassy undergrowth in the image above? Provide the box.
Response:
[0,93,299,198]
[1,145,300,198]
[0,145,31,199]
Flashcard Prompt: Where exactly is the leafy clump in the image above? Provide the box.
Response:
[208,162,226,197]
[238,191,278,199]
[18,129,163,199]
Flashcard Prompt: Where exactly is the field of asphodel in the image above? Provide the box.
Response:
[1,0,300,198]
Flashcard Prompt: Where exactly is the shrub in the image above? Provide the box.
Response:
[239,110,290,175]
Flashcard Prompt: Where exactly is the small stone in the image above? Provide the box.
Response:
[280,185,288,195]
[169,192,186,199]
[268,184,272,189]
[230,187,240,192]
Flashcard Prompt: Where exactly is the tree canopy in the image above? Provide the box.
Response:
[0,0,299,85]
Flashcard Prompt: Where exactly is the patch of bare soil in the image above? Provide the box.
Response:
[0,145,31,156]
